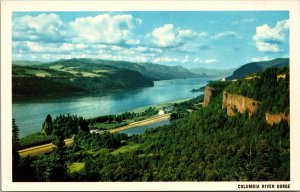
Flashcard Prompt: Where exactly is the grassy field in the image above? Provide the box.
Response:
[93,122,129,130]
[68,162,85,173]
[111,143,140,156]
[93,69,115,74]
[49,65,102,77]
[21,69,52,77]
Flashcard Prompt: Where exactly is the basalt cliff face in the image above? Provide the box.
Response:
[203,86,289,125]
[203,86,215,107]
[265,112,290,126]
[222,91,261,116]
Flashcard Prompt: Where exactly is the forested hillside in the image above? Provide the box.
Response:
[224,67,289,114]
[12,66,289,181]
[12,64,154,100]
[226,58,289,80]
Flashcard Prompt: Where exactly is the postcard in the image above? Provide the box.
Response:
[1,0,300,191]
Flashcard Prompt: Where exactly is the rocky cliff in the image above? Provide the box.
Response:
[203,87,289,125]
[222,91,261,116]
[265,112,290,126]
[203,86,215,107]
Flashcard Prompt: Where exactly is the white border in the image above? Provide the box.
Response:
[1,0,300,191]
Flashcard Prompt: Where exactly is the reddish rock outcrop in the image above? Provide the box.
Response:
[222,91,261,116]
[265,112,290,126]
[203,86,215,107]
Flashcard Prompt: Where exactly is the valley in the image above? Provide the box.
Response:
[12,58,290,182]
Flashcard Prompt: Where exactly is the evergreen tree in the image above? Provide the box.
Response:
[12,119,20,181]
[42,114,53,135]
[79,118,89,133]
[47,125,67,181]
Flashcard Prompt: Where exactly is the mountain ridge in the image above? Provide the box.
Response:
[226,58,289,80]
[13,58,203,81]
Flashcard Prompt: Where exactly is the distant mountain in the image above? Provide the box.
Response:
[47,58,202,80]
[12,60,45,66]
[138,62,204,80]
[226,58,289,80]
[189,67,236,78]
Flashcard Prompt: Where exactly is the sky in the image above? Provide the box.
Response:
[12,11,289,69]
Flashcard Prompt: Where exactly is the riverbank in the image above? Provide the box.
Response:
[18,114,171,157]
[109,114,170,133]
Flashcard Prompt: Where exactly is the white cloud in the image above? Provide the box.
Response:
[126,39,141,45]
[253,19,289,53]
[193,58,217,64]
[250,56,271,62]
[151,24,180,48]
[178,29,197,39]
[13,13,66,42]
[255,42,280,53]
[153,56,178,64]
[13,40,162,63]
[13,13,142,47]
[149,24,206,48]
[232,18,255,25]
[69,14,141,44]
[182,55,189,63]
[253,20,289,43]
[212,31,241,40]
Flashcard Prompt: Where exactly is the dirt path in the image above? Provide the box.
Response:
[19,114,171,157]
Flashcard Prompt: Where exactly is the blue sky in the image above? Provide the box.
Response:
[12,11,289,69]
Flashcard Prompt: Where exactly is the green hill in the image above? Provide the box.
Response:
[44,58,202,80]
[12,58,203,100]
[226,58,289,80]
[14,58,202,80]
[12,64,154,100]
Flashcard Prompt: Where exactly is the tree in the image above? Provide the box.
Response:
[46,125,68,181]
[12,119,20,180]
[42,114,53,135]
[79,118,89,133]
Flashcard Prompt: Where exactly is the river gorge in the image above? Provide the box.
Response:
[13,77,210,137]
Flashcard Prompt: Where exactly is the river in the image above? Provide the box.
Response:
[13,78,210,137]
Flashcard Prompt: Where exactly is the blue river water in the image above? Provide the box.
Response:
[12,78,209,137]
